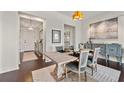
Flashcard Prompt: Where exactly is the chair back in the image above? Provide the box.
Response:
[56,46,63,52]
[79,51,89,69]
[92,48,100,64]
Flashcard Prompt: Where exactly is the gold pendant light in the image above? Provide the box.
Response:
[72,11,84,20]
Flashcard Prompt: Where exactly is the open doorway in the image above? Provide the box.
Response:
[64,24,75,51]
[19,12,44,63]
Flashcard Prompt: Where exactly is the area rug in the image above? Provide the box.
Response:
[32,64,121,82]
[86,65,121,82]
[22,52,38,62]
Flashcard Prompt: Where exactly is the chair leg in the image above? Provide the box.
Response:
[65,67,68,78]
[85,71,87,81]
[95,64,97,72]
[78,73,81,82]
[92,66,94,76]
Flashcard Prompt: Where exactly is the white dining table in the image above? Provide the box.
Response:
[44,52,78,80]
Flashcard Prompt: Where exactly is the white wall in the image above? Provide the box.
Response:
[118,16,124,48]
[81,12,124,48]
[24,11,82,51]
[64,25,75,47]
[0,12,2,71]
[0,12,19,73]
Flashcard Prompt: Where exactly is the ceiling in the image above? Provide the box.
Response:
[58,11,110,20]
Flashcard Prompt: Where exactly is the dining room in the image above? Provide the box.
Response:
[0,11,124,82]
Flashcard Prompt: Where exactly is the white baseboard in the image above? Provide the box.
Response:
[0,66,19,74]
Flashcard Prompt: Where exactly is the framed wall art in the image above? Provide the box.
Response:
[90,17,118,39]
[52,30,61,43]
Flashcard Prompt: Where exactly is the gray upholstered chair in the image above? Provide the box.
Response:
[56,46,64,53]
[87,48,100,76]
[65,51,89,81]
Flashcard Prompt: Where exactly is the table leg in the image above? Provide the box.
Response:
[57,64,65,78]
[51,64,65,81]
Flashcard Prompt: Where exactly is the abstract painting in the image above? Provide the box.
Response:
[90,18,118,39]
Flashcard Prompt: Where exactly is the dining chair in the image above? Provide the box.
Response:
[56,46,64,53]
[65,51,89,81]
[87,47,100,76]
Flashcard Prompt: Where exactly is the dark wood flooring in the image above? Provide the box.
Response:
[0,52,124,82]
[0,53,54,82]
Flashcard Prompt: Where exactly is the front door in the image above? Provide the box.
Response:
[21,31,34,52]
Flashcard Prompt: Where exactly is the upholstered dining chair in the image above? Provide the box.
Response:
[65,51,89,81]
[87,48,100,76]
[56,46,64,53]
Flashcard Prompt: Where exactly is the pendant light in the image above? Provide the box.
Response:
[72,11,84,20]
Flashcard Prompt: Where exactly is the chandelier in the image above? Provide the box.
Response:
[72,11,84,20]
